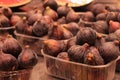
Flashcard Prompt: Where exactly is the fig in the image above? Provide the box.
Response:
[67,36,77,49]
[57,16,66,24]
[24,26,33,36]
[0,50,18,71]
[32,19,48,37]
[84,46,104,65]
[18,45,37,69]
[57,52,69,61]
[114,29,120,38]
[105,33,119,42]
[106,12,118,23]
[43,0,58,11]
[2,35,22,58]
[41,15,53,24]
[43,39,68,57]
[15,17,29,34]
[43,6,58,21]
[105,5,120,12]
[0,6,13,18]
[57,3,70,18]
[67,43,89,63]
[0,12,10,27]
[48,22,73,40]
[109,20,120,33]
[76,27,96,46]
[0,37,4,50]
[82,11,95,22]
[98,40,120,63]
[92,20,109,34]
[90,3,107,15]
[10,14,22,26]
[96,13,107,21]
[66,8,80,23]
[64,22,79,35]
[28,10,42,25]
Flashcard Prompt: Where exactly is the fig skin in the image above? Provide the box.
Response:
[10,14,22,26]
[32,19,49,37]
[76,27,96,46]
[18,45,38,69]
[2,35,22,58]
[106,12,118,23]
[43,39,68,57]
[84,46,104,65]
[98,40,120,63]
[105,33,119,42]
[57,16,66,24]
[105,5,120,12]
[43,7,58,21]
[96,13,107,21]
[57,3,70,18]
[67,36,77,49]
[67,43,89,63]
[109,20,120,33]
[0,50,18,71]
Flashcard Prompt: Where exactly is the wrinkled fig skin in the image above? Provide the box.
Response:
[18,46,38,69]
[0,51,18,71]
[67,37,77,49]
[32,19,48,37]
[98,41,120,63]
[96,13,107,21]
[43,39,68,57]
[84,47,104,65]
[67,43,89,63]
[76,27,96,46]
[105,33,119,42]
[106,12,118,23]
[2,36,22,58]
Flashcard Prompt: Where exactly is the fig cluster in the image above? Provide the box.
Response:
[0,35,38,71]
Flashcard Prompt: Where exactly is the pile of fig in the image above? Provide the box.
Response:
[0,35,38,71]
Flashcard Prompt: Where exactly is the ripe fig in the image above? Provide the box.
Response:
[109,20,120,33]
[67,36,77,49]
[57,52,69,61]
[0,7,13,18]
[76,27,96,46]
[0,12,10,27]
[67,43,89,63]
[84,46,104,65]
[28,10,42,25]
[2,35,22,58]
[106,12,118,23]
[15,17,29,34]
[32,19,48,37]
[24,26,33,36]
[82,11,95,22]
[92,20,109,34]
[41,15,53,24]
[64,22,79,35]
[10,14,22,26]
[98,40,120,63]
[43,39,68,57]
[0,50,18,71]
[96,13,107,21]
[43,7,58,21]
[105,5,120,12]
[43,0,58,11]
[57,16,66,24]
[66,8,80,23]
[105,33,119,42]
[57,3,70,18]
[117,13,120,22]
[114,29,120,38]
[18,45,38,69]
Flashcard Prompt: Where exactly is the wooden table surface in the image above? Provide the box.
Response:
[14,0,120,80]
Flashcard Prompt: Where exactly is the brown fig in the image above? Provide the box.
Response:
[66,8,80,23]
[43,6,58,21]
[92,20,109,34]
[28,10,42,25]
[57,52,69,61]
[0,50,18,71]
[57,3,70,18]
[32,19,49,37]
[96,13,107,21]
[43,39,68,57]
[2,35,22,58]
[0,12,10,27]
[57,16,66,24]
[106,12,118,23]
[15,16,29,34]
[76,27,96,46]
[64,22,79,35]
[43,0,58,11]
[117,13,120,22]
[84,46,104,65]
[98,40,120,63]
[0,37,4,50]
[18,45,37,69]
[0,7,12,18]
[41,15,53,24]
[82,11,95,22]
[67,43,89,63]
[10,14,22,26]
[105,33,119,42]
[24,26,33,36]
[109,20,120,33]
[105,5,120,12]
[67,36,76,49]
